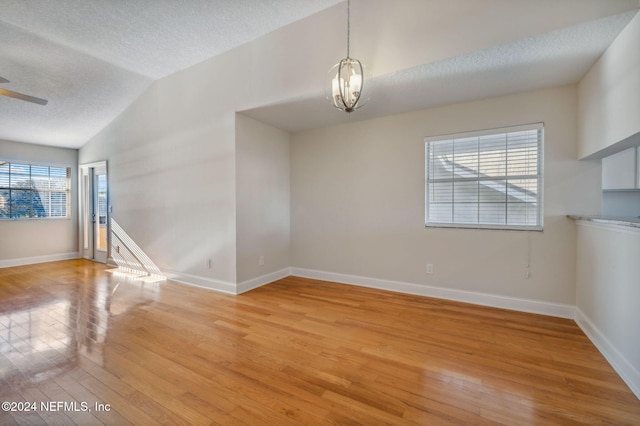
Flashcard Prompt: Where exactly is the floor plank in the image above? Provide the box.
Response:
[0,259,639,425]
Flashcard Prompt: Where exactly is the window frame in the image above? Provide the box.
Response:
[0,160,72,220]
[424,123,544,231]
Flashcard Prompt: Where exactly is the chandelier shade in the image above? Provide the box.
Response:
[329,57,364,113]
[328,0,365,113]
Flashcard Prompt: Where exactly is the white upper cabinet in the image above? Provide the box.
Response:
[602,147,639,190]
[578,14,640,159]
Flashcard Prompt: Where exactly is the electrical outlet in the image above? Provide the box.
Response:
[206,259,211,269]
[258,256,265,266]
[426,263,434,274]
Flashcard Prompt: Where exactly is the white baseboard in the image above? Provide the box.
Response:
[162,265,575,319]
[575,307,640,400]
[290,267,576,319]
[162,269,236,295]
[237,268,291,294]
[162,268,291,295]
[0,252,80,268]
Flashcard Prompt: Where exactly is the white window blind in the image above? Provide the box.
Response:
[0,161,71,219]
[425,123,543,230]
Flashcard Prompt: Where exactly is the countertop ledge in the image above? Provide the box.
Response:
[567,215,640,229]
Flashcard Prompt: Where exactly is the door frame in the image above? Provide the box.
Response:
[79,161,110,264]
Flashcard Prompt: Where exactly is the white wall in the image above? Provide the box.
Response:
[575,222,640,398]
[235,114,290,286]
[79,77,239,291]
[77,5,339,291]
[291,86,600,308]
[0,139,78,266]
[578,11,640,159]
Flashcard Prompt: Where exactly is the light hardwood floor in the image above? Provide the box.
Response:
[0,259,639,425]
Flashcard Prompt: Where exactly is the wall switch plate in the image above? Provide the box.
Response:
[259,256,265,266]
[426,263,434,274]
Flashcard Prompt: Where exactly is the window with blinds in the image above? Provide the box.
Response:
[0,161,71,219]
[425,123,543,230]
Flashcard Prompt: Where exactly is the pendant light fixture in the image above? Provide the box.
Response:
[329,0,365,113]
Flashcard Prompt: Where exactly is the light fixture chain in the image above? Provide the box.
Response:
[346,0,351,58]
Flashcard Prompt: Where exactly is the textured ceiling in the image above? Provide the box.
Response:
[0,0,638,148]
[0,0,344,79]
[0,0,342,148]
[243,10,639,131]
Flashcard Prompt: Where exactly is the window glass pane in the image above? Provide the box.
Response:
[507,179,538,204]
[32,191,47,217]
[0,162,9,188]
[453,203,478,224]
[10,164,31,188]
[507,203,538,226]
[507,130,539,177]
[0,189,9,218]
[10,189,33,218]
[30,165,48,175]
[50,192,68,217]
[479,203,506,225]
[453,137,478,178]
[37,190,51,217]
[50,167,68,190]
[479,180,507,203]
[428,203,453,223]
[50,177,67,191]
[50,167,67,178]
[428,182,452,203]
[453,181,478,203]
[478,134,506,178]
[428,140,454,180]
[96,173,108,251]
[31,166,50,190]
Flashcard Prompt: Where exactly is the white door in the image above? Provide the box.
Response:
[80,162,108,263]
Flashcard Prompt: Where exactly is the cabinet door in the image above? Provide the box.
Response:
[637,147,640,188]
[602,147,637,190]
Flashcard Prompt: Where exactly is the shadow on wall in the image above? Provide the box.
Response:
[110,218,165,282]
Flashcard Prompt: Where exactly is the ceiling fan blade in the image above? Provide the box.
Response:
[0,88,48,106]
[0,76,9,84]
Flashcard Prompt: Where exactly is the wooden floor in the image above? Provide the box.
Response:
[0,260,639,425]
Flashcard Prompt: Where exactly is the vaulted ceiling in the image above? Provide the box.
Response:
[1,0,638,149]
